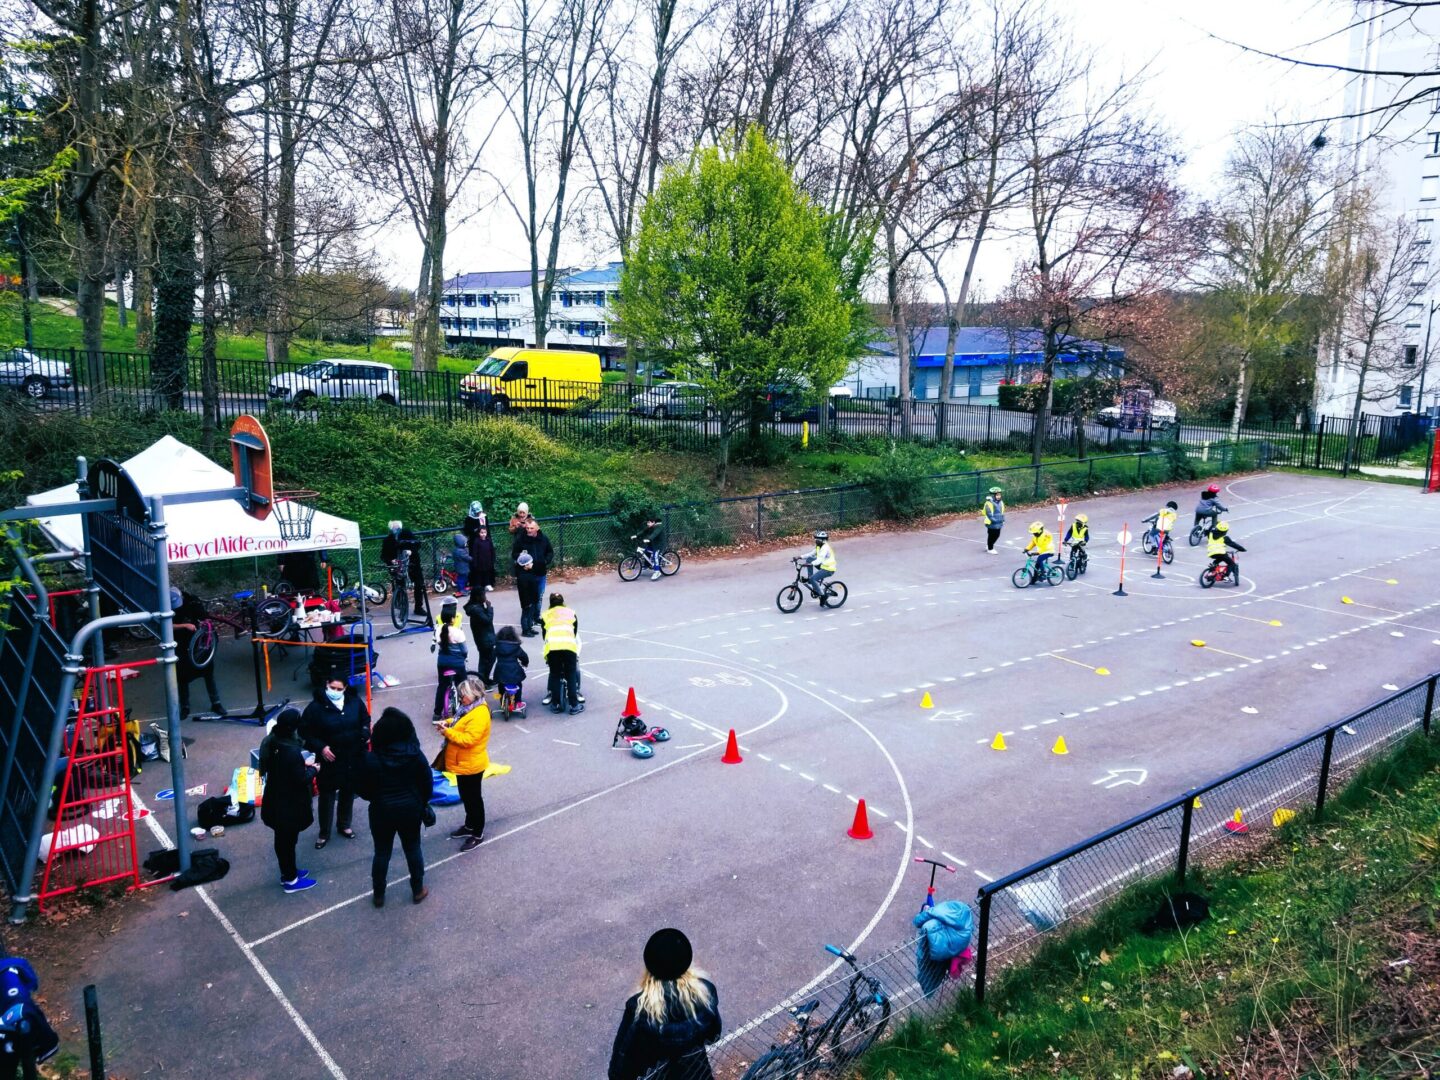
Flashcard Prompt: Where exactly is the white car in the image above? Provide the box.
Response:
[0,348,74,399]
[267,359,401,405]
[1097,398,1177,430]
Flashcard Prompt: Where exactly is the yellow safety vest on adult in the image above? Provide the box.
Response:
[813,542,837,572]
[440,700,492,776]
[541,605,580,658]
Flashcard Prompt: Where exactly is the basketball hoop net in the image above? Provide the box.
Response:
[272,490,318,542]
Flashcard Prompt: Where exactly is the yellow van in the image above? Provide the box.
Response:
[458,347,603,413]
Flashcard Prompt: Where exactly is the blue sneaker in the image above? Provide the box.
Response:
[282,875,317,894]
[281,868,308,883]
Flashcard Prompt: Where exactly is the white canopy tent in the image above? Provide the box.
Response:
[27,435,361,562]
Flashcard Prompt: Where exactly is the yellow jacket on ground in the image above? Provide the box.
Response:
[441,701,491,776]
[541,605,580,659]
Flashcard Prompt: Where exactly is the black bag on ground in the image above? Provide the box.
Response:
[1140,891,1210,934]
[196,796,255,829]
[170,849,229,890]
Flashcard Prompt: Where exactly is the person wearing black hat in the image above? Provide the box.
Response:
[608,928,722,1080]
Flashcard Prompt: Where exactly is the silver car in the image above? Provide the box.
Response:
[628,382,715,419]
[267,359,401,405]
[0,348,74,399]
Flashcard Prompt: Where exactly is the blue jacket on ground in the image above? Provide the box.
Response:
[913,900,975,997]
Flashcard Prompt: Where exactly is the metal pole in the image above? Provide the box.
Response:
[756,495,763,542]
[1315,728,1336,820]
[0,529,51,823]
[1423,675,1435,737]
[148,494,191,873]
[84,984,105,1080]
[973,890,992,1004]
[75,457,105,669]
[1176,796,1195,885]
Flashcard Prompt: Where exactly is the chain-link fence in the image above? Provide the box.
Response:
[636,673,1435,1080]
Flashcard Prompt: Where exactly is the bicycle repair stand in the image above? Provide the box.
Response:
[379,579,435,640]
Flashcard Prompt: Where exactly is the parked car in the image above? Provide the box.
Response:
[267,359,400,405]
[0,348,73,399]
[635,362,675,381]
[458,347,602,412]
[628,382,715,419]
[1096,398,1177,431]
[765,385,838,422]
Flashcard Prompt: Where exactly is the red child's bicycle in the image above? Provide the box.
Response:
[1199,558,1241,588]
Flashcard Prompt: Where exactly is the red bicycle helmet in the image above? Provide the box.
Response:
[1205,483,1220,494]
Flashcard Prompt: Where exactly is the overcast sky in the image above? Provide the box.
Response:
[369,0,1355,295]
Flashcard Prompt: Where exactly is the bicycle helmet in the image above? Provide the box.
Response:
[988,485,1003,495]
[1075,513,1088,524]
[1205,483,1221,495]
[1166,500,1178,510]
[814,531,829,541]
[1215,521,1230,533]
[517,551,534,569]
[1029,521,1044,534]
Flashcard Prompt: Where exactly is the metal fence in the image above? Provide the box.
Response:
[633,672,1438,1080]
[23,347,1426,468]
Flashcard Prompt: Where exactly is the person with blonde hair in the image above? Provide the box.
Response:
[433,675,491,852]
[608,928,721,1080]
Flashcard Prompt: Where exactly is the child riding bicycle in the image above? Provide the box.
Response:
[1063,513,1089,551]
[637,518,665,581]
[801,531,836,593]
[1143,501,1179,548]
[1194,483,1228,529]
[431,599,467,721]
[1023,522,1055,573]
[1206,522,1246,580]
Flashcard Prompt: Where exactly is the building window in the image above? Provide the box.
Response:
[1400,384,1414,407]
[1423,176,1440,201]
[1421,218,1435,245]
[1413,260,1431,285]
[1405,344,1419,366]
[1406,302,1424,329]
[1429,132,1440,156]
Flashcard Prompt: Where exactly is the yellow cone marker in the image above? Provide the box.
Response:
[990,732,1008,751]
[1095,667,1111,676]
[1272,807,1296,828]
[1191,795,1202,809]
[1386,578,1398,585]
[1341,596,1354,605]
[1268,620,1283,627]
[1051,736,1069,755]
[919,691,934,709]
[1191,639,1206,647]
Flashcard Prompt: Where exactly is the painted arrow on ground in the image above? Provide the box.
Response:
[1091,767,1148,789]
[927,708,973,722]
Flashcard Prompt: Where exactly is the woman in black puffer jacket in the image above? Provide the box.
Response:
[609,928,721,1080]
[356,708,433,907]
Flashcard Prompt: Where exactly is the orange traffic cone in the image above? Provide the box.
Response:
[847,799,873,840]
[622,687,641,719]
[721,729,743,764]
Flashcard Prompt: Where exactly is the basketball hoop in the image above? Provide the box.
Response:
[272,490,318,542]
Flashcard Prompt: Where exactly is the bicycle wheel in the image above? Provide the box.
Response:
[1141,532,1157,555]
[1161,539,1174,565]
[741,1048,799,1080]
[776,584,804,613]
[658,550,681,576]
[1046,564,1066,586]
[1011,566,1032,589]
[328,566,349,590]
[618,555,643,582]
[254,597,293,637]
[829,991,892,1063]
[364,580,389,605]
[1189,525,1204,547]
[1065,557,1079,581]
[1199,568,1217,589]
[272,578,296,599]
[189,622,217,668]
[390,588,408,629]
[1078,551,1088,576]
[432,575,452,595]
[820,579,848,608]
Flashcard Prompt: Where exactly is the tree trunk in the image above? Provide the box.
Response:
[72,0,108,392]
[17,219,35,349]
[1031,327,1058,466]
[267,77,296,370]
[937,316,958,441]
[412,250,434,366]
[115,257,128,329]
[133,197,155,349]
[1228,352,1251,440]
[1345,353,1370,472]
[884,225,912,437]
[152,198,196,411]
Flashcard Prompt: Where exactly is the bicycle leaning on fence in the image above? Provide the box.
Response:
[741,945,892,1078]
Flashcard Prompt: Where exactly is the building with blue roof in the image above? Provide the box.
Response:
[860,327,1124,404]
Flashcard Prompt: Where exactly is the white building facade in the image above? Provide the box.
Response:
[1316,3,1440,417]
[437,263,627,366]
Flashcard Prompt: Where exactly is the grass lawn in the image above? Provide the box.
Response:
[859,735,1440,1079]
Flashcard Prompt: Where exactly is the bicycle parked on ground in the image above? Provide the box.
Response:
[1012,553,1065,589]
[386,551,417,629]
[741,945,892,1078]
[777,557,848,613]
[1064,543,1089,580]
[617,538,681,581]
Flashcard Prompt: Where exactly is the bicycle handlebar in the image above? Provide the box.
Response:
[823,944,854,962]
[914,856,958,873]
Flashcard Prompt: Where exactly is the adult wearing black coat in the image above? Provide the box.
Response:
[464,592,498,686]
[300,678,371,848]
[511,520,554,636]
[609,928,721,1080]
[258,708,317,892]
[356,708,432,907]
[380,521,427,617]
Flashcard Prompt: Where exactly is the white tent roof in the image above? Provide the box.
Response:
[27,435,361,564]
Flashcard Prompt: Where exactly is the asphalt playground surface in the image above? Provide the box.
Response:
[79,472,1440,1078]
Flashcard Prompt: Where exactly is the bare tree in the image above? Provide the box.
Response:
[360,0,495,371]
[1334,211,1434,465]
[1201,125,1344,437]
[496,0,612,346]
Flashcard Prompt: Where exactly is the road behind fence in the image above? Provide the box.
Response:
[15,347,1429,471]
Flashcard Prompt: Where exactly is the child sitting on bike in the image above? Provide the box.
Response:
[1023,522,1055,573]
[638,518,665,581]
[431,599,468,721]
[1194,483,1228,529]
[1206,521,1246,581]
[449,532,472,595]
[492,626,530,712]
[1063,513,1089,550]
[802,530,836,592]
[1143,501,1179,548]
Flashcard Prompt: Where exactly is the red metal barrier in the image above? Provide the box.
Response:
[1428,430,1440,493]
[38,660,161,909]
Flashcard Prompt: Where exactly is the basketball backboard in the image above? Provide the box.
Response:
[229,415,274,520]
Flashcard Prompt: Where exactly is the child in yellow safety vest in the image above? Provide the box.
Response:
[1023,522,1055,572]
[1206,521,1246,580]
[540,592,584,715]
[1063,514,1089,550]
[1142,501,1178,548]
[803,531,837,592]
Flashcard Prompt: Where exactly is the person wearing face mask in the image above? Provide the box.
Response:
[379,519,427,617]
[300,676,372,849]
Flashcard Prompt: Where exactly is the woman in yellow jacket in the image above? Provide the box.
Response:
[433,676,491,852]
